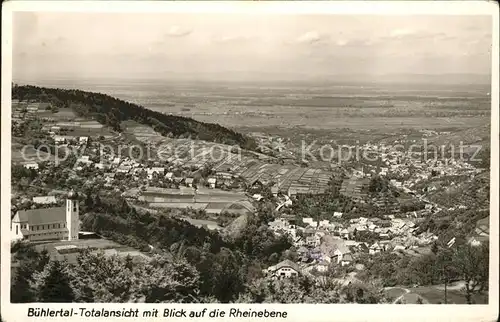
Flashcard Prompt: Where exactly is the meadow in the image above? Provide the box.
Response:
[34,80,491,132]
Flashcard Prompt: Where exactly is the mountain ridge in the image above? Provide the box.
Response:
[11,84,258,150]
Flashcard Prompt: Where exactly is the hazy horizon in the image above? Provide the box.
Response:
[13,12,493,84]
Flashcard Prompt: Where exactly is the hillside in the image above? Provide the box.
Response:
[12,84,257,150]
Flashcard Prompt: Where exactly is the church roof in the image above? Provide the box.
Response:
[15,207,66,225]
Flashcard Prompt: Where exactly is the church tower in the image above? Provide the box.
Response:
[66,190,79,240]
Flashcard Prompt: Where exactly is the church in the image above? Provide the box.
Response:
[11,191,80,242]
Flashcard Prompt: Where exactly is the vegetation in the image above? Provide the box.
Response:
[11,240,386,304]
[12,84,257,150]
[355,241,489,304]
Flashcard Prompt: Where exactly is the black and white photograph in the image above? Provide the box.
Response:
[1,1,498,319]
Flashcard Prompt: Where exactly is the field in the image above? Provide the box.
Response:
[384,281,488,304]
[11,142,53,164]
[384,287,408,300]
[408,286,488,304]
[137,187,255,215]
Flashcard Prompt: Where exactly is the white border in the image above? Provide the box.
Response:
[1,1,499,322]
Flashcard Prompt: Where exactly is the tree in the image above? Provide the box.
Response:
[452,243,489,304]
[431,241,439,254]
[71,251,142,302]
[31,260,75,302]
[11,262,36,303]
[342,282,386,304]
[11,245,50,303]
[209,248,245,302]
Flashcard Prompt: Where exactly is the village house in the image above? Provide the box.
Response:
[11,191,80,242]
[104,173,115,184]
[369,242,383,255]
[340,228,349,239]
[252,193,263,201]
[379,240,391,251]
[116,165,131,174]
[76,156,93,166]
[207,177,217,189]
[269,218,289,233]
[333,212,343,219]
[50,126,61,133]
[185,178,194,187]
[287,187,297,197]
[32,196,57,205]
[314,261,330,273]
[345,240,359,248]
[216,171,233,180]
[54,136,66,145]
[333,245,352,265]
[266,260,301,279]
[147,167,165,179]
[271,185,280,197]
[293,236,305,248]
[468,236,488,247]
[305,234,321,248]
[94,163,108,170]
[302,217,318,228]
[340,253,353,266]
[79,136,89,144]
[276,195,293,211]
[393,244,406,252]
[297,245,308,255]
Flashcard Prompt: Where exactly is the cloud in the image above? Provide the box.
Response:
[336,39,348,46]
[166,26,192,37]
[295,31,325,45]
[335,38,374,47]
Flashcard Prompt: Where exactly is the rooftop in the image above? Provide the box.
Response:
[274,259,301,272]
[14,207,66,225]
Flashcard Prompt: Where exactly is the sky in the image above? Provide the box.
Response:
[12,12,493,83]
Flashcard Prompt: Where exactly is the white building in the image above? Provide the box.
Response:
[11,191,80,242]
[267,260,300,278]
[333,245,352,265]
[23,163,39,170]
[207,177,217,189]
[185,178,194,187]
[54,136,66,145]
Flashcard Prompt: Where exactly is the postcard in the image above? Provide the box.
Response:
[1,1,498,321]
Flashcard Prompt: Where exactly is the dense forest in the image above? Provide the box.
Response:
[12,84,257,150]
[11,241,387,304]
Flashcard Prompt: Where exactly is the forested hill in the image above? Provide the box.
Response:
[12,84,257,150]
